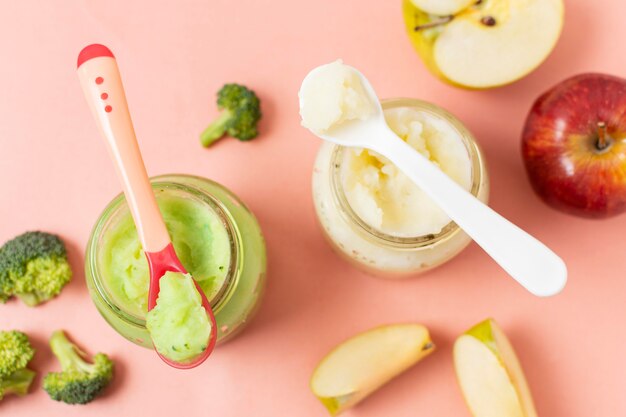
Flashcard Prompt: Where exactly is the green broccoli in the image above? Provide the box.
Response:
[0,231,72,306]
[43,330,114,405]
[200,83,262,147]
[0,369,36,400]
[0,330,36,400]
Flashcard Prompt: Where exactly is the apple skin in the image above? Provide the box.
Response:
[402,0,564,90]
[402,0,466,89]
[522,73,626,218]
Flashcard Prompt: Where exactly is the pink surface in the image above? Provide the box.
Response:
[1,0,625,415]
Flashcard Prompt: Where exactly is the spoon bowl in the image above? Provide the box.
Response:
[300,63,567,297]
[299,64,389,149]
[145,243,218,369]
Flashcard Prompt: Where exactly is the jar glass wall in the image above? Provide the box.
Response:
[85,174,267,348]
[312,98,489,278]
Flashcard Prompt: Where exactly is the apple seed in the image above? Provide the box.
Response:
[480,16,497,26]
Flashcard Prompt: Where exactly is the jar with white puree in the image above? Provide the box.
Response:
[312,98,489,278]
[85,174,267,348]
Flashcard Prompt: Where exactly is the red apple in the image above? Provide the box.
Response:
[522,73,626,218]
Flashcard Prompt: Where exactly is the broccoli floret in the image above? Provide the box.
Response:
[0,331,36,400]
[43,330,114,405]
[0,231,72,306]
[200,83,262,147]
[0,331,34,378]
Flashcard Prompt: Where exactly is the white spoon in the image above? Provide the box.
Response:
[300,65,567,297]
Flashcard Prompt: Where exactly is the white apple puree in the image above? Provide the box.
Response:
[299,60,374,134]
[341,107,472,237]
[312,104,485,276]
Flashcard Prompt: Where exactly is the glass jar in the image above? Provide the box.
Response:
[312,98,489,278]
[85,174,267,348]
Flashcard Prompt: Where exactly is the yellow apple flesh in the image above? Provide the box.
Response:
[403,0,564,89]
[310,324,435,415]
[409,0,475,16]
[454,319,537,417]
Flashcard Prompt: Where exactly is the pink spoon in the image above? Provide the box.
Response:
[77,44,217,369]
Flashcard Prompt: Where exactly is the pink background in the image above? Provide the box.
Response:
[1,0,625,415]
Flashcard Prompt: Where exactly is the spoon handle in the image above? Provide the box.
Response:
[77,44,170,253]
[372,128,567,297]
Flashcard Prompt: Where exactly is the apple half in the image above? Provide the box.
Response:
[454,319,537,417]
[310,324,435,415]
[403,0,564,89]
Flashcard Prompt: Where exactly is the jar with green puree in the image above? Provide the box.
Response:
[86,174,267,348]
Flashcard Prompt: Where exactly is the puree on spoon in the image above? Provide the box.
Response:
[299,60,375,134]
[146,272,211,363]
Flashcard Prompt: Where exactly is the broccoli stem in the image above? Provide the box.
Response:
[1,368,36,397]
[16,292,42,307]
[200,110,233,147]
[49,331,91,373]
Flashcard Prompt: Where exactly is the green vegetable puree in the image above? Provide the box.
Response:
[146,272,211,363]
[99,193,231,318]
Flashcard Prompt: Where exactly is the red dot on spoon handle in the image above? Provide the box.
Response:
[105,105,112,113]
[101,93,108,99]
[95,77,104,85]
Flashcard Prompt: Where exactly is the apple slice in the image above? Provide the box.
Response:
[454,319,537,417]
[311,324,435,415]
[403,0,564,88]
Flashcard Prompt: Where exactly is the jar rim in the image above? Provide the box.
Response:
[329,98,486,249]
[86,174,241,328]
